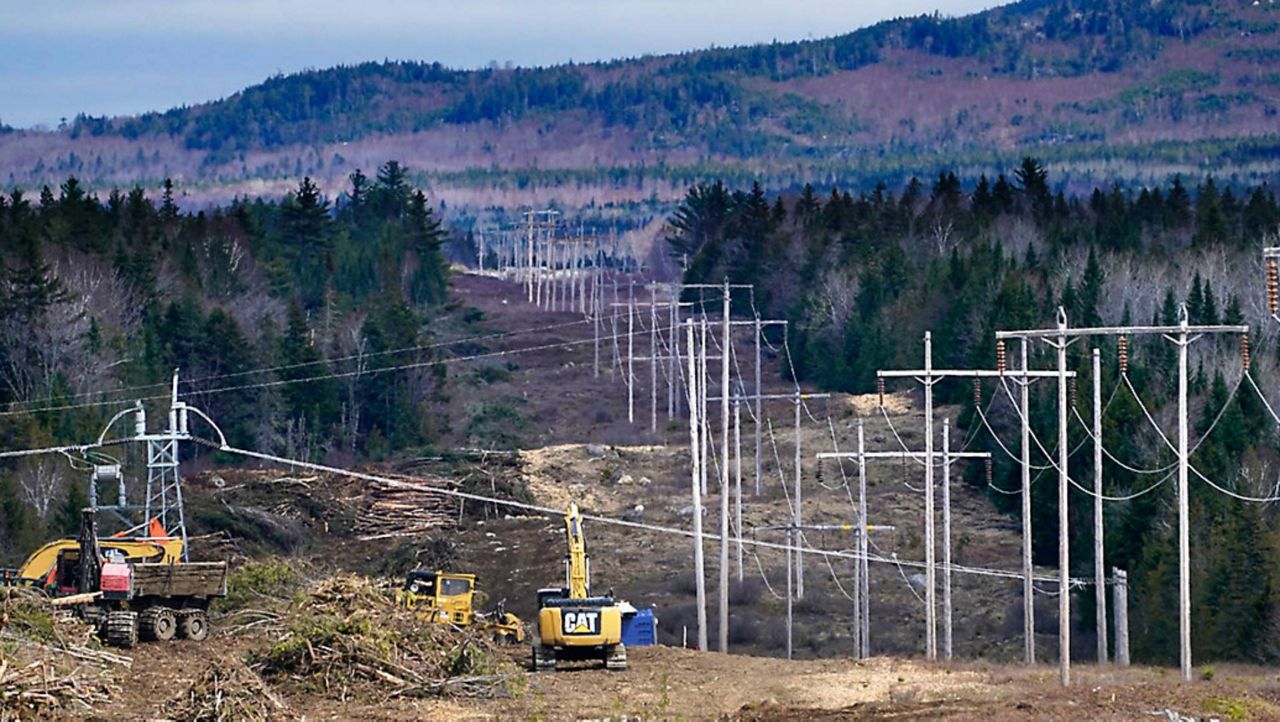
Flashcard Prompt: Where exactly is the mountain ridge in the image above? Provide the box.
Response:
[1,0,1277,206]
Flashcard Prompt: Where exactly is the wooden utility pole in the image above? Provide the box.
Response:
[1112,567,1130,666]
[699,318,709,496]
[734,388,744,583]
[1054,309,1070,687]
[592,273,601,378]
[1092,348,1108,663]
[817,446,988,660]
[718,279,731,653]
[794,389,804,600]
[755,317,763,495]
[785,526,793,659]
[996,307,1247,684]
[942,419,953,661]
[669,295,679,419]
[922,332,935,659]
[525,211,535,303]
[627,286,635,424]
[856,420,870,657]
[1019,338,1035,665]
[1174,313,1191,682]
[651,283,659,433]
[686,320,708,651]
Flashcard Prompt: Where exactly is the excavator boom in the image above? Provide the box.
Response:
[14,537,182,589]
[564,502,589,599]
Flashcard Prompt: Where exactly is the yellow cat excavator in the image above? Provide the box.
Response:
[533,501,626,671]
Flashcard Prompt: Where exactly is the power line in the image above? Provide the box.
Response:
[2,318,595,412]
[1190,463,1280,503]
[204,437,1078,584]
[1,325,650,417]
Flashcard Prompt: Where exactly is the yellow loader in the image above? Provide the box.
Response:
[399,570,525,643]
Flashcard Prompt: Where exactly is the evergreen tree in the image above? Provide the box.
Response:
[405,190,448,305]
[278,299,338,431]
[1015,157,1050,219]
[52,481,88,537]
[1077,246,1104,326]
[1193,178,1227,248]
[1166,177,1191,227]
[282,176,333,307]
[794,183,820,223]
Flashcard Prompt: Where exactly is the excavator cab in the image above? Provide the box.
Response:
[5,517,182,593]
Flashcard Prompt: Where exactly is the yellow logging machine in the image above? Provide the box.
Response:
[399,570,525,643]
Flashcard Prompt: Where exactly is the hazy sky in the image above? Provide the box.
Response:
[0,1,1001,129]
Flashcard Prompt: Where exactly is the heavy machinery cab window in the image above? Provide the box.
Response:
[440,577,472,596]
[404,571,435,595]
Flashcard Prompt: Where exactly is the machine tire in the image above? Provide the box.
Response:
[605,643,627,671]
[139,606,177,642]
[81,606,107,633]
[105,610,138,648]
[177,609,209,641]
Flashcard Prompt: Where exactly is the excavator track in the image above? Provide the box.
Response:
[533,644,557,672]
[605,644,627,671]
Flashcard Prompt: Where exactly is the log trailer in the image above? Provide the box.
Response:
[1,377,227,648]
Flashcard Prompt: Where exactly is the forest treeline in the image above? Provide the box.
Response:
[0,162,451,559]
[667,159,1280,665]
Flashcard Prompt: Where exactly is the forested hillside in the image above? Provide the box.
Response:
[0,162,451,559]
[1,0,1278,207]
[667,159,1280,665]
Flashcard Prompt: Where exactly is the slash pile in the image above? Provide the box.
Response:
[350,477,459,541]
[0,587,127,719]
[162,659,289,722]
[235,571,520,701]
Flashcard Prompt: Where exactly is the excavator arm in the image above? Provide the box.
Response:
[563,502,589,600]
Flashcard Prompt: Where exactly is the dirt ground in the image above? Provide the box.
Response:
[90,639,1280,721]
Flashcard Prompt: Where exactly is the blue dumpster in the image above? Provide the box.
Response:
[620,607,656,646]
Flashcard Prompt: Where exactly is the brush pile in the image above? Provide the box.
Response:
[237,572,519,700]
[0,587,127,719]
[162,659,289,722]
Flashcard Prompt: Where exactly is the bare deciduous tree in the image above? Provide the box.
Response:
[815,269,859,332]
[17,457,66,519]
